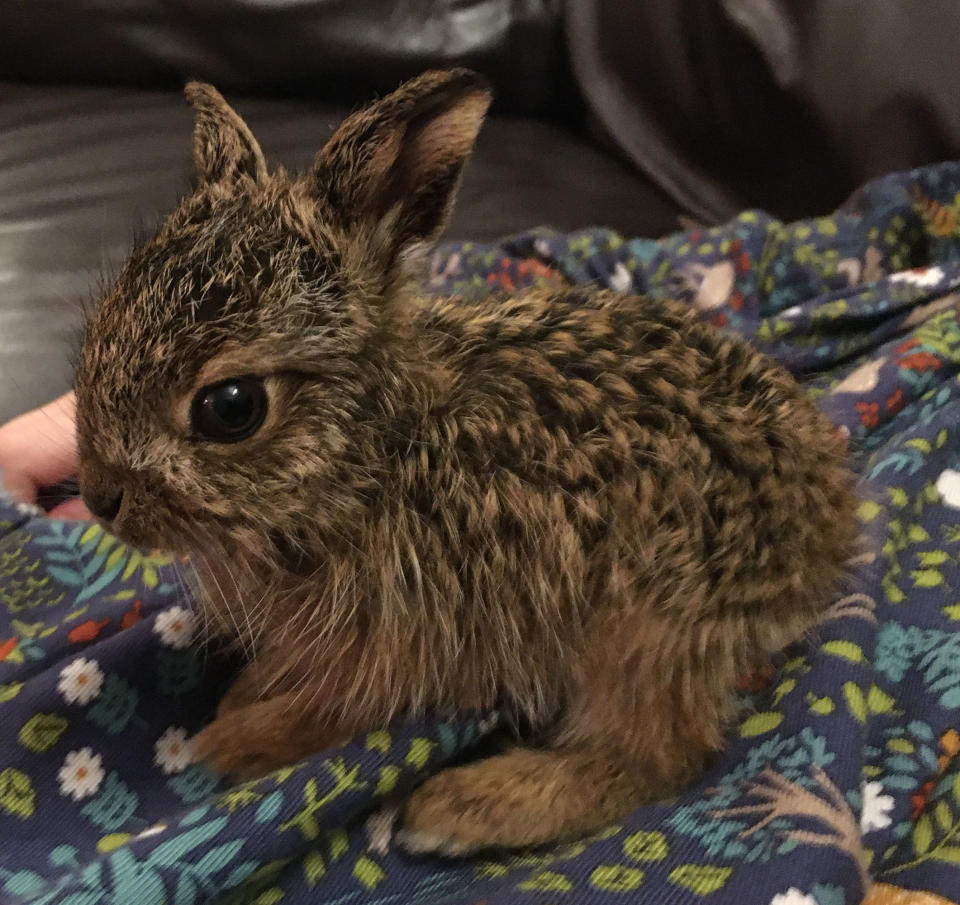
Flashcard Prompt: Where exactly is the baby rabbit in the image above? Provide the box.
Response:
[73,70,858,855]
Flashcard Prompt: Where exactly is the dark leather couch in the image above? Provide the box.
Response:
[0,1,686,423]
[4,0,960,423]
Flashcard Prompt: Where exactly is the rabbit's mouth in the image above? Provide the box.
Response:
[92,490,201,557]
[107,513,189,558]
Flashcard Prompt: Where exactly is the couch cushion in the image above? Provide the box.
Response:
[0,0,568,118]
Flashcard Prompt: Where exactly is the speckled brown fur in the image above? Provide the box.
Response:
[73,70,858,855]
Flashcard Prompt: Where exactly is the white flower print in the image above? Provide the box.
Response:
[769,890,817,905]
[153,606,196,649]
[366,804,400,856]
[133,823,167,841]
[57,657,104,705]
[861,780,895,833]
[937,468,960,509]
[889,265,945,287]
[609,262,633,293]
[692,261,735,311]
[154,726,195,774]
[782,305,804,319]
[58,748,104,800]
[833,356,887,395]
[534,238,553,259]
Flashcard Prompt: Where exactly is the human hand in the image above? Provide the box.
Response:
[0,392,90,519]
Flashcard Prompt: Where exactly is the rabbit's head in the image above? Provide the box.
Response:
[74,71,490,562]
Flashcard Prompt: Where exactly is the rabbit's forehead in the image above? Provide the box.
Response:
[95,227,318,361]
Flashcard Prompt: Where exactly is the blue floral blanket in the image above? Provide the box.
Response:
[4,163,960,905]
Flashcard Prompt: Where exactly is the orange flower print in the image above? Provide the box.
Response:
[67,619,110,644]
[887,388,905,414]
[0,637,17,662]
[912,778,936,821]
[856,401,880,427]
[911,729,959,820]
[898,352,941,372]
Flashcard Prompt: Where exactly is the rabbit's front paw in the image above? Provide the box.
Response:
[397,765,505,856]
[396,747,639,857]
[191,714,290,781]
[192,696,351,781]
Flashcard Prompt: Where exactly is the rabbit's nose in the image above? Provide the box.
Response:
[84,486,124,522]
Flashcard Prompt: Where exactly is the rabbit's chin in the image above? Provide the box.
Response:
[101,511,196,559]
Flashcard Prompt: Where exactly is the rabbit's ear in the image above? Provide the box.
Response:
[312,69,491,257]
[184,82,267,190]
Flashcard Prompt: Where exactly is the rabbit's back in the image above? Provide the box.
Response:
[407,286,857,633]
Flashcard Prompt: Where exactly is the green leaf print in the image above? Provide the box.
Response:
[18,713,68,752]
[936,800,953,832]
[11,619,43,639]
[913,569,945,588]
[0,535,66,613]
[886,772,960,874]
[303,851,326,887]
[590,865,644,892]
[888,487,909,507]
[623,831,668,862]
[0,682,23,702]
[278,762,367,841]
[517,871,573,892]
[807,694,836,715]
[35,521,174,602]
[365,731,391,754]
[739,712,784,737]
[914,814,933,855]
[0,767,35,818]
[866,685,897,715]
[772,679,797,705]
[843,683,867,724]
[822,640,867,663]
[668,865,733,895]
[353,856,385,890]
[858,500,882,522]
[405,738,435,768]
[219,859,292,905]
[328,829,349,861]
[375,766,400,796]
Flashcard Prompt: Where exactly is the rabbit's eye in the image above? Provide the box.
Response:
[191,376,267,443]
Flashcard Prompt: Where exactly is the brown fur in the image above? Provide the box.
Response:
[73,70,859,855]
